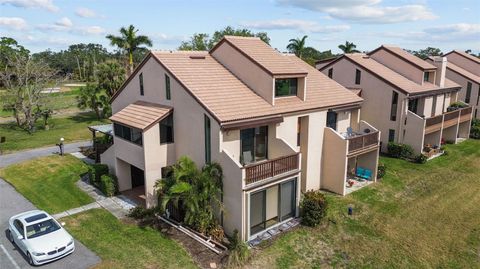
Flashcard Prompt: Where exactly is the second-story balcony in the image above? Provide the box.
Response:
[322,121,380,196]
[243,153,300,185]
[404,106,473,155]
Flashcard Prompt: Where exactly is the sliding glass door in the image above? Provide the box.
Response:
[249,178,297,236]
[240,126,268,165]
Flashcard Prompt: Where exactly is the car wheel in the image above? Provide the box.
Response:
[7,230,14,243]
[27,252,34,266]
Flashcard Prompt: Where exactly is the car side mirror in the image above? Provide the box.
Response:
[17,235,23,240]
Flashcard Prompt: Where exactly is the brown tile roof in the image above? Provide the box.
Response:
[110,101,172,130]
[447,61,480,84]
[343,54,460,95]
[151,49,362,124]
[370,45,437,70]
[445,50,480,64]
[211,36,308,76]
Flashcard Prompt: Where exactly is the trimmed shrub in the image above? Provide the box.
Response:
[300,190,327,227]
[100,174,117,197]
[128,206,157,220]
[227,229,250,267]
[471,125,480,139]
[387,142,414,159]
[89,164,109,187]
[447,101,468,111]
[377,163,387,179]
[414,154,428,164]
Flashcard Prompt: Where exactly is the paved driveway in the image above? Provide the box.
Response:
[0,141,91,168]
[0,179,100,269]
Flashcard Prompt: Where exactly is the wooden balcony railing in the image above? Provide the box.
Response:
[424,106,472,134]
[347,131,379,153]
[244,153,299,185]
[425,115,443,127]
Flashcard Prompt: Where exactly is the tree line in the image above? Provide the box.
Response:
[1,25,478,133]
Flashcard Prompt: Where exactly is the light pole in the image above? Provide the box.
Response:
[57,137,64,156]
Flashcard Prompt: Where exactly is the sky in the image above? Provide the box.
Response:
[0,0,479,54]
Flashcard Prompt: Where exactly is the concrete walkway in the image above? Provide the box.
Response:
[75,176,137,219]
[0,141,92,168]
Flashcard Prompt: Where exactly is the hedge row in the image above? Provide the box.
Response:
[87,164,118,197]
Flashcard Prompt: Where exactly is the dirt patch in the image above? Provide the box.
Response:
[132,217,228,269]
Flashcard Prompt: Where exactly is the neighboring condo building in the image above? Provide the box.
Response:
[318,45,473,156]
[100,36,381,241]
[429,50,480,119]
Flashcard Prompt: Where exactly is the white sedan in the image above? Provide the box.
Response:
[7,210,75,266]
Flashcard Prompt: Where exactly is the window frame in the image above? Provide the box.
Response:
[204,115,211,164]
[355,69,361,85]
[388,129,395,142]
[139,73,144,96]
[165,74,171,100]
[423,72,430,82]
[113,122,143,146]
[240,126,268,165]
[326,111,337,131]
[275,78,298,97]
[328,68,333,79]
[159,113,174,144]
[390,91,398,121]
[465,82,472,103]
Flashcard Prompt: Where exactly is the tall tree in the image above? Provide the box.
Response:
[0,53,56,132]
[287,35,308,58]
[178,26,270,51]
[412,47,442,60]
[96,61,125,97]
[178,33,210,51]
[338,41,360,53]
[76,84,109,119]
[106,25,152,74]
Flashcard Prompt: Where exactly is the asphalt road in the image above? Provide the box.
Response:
[0,179,100,269]
[0,141,91,168]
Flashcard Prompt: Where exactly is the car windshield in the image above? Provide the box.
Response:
[26,219,60,239]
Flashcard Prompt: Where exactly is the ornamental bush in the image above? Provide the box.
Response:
[414,154,428,164]
[377,163,387,178]
[300,190,327,227]
[387,142,414,159]
[100,174,118,197]
[88,164,109,187]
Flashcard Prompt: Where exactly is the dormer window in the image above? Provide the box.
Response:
[423,72,430,82]
[275,78,297,97]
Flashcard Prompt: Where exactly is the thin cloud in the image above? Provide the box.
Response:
[242,19,350,33]
[381,23,480,43]
[276,0,437,24]
[36,17,106,36]
[0,17,28,30]
[0,0,59,12]
[75,7,98,18]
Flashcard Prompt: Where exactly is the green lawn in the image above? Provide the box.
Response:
[0,155,93,214]
[248,140,480,268]
[0,88,81,118]
[0,112,108,153]
[63,209,197,269]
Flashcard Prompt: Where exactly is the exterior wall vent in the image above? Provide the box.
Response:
[190,55,206,59]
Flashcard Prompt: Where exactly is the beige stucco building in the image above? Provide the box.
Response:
[431,50,480,119]
[318,45,473,156]
[101,36,380,241]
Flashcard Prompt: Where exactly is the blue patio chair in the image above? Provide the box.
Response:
[363,169,372,180]
[356,167,365,178]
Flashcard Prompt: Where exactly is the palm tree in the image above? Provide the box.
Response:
[77,83,108,119]
[96,61,125,97]
[338,41,360,54]
[155,156,223,234]
[287,35,308,58]
[106,25,152,74]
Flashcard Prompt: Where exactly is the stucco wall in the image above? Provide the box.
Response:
[404,111,426,154]
[322,58,405,151]
[113,137,144,170]
[445,68,480,119]
[369,48,424,84]
[321,128,347,195]
[211,42,274,104]
[100,144,115,174]
[112,57,172,114]
[115,158,132,192]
